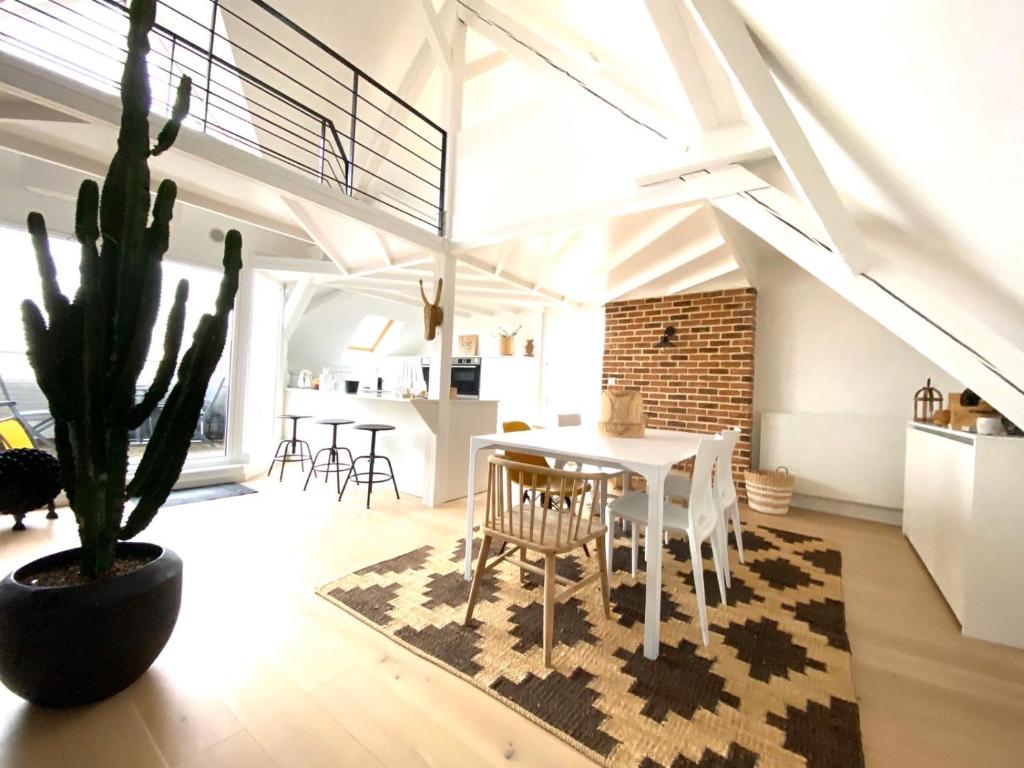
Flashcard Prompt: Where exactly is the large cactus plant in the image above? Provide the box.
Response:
[21,0,241,578]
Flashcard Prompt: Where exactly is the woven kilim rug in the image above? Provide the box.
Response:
[317,525,864,768]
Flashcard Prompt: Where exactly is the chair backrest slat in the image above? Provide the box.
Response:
[487,456,602,550]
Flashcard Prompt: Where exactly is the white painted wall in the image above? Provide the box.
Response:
[751,241,963,515]
[287,291,430,374]
[540,305,605,427]
[733,1,1024,354]
[450,309,542,358]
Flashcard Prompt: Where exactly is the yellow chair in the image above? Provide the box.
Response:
[0,418,34,450]
[501,420,551,482]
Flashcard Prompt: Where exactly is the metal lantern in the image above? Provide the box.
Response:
[913,378,943,423]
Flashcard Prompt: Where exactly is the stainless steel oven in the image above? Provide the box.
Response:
[421,357,481,398]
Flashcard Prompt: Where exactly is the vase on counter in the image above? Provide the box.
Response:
[499,336,514,356]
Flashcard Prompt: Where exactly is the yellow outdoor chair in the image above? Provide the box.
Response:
[0,418,34,450]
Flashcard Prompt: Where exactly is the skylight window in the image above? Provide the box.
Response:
[347,314,394,353]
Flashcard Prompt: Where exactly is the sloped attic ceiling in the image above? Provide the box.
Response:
[731,0,1024,347]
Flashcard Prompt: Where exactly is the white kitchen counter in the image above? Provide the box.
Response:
[283,388,497,502]
[903,421,1024,648]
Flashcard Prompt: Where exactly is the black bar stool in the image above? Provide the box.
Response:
[268,415,312,482]
[304,419,355,494]
[341,424,400,509]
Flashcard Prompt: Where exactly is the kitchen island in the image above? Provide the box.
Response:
[283,388,497,502]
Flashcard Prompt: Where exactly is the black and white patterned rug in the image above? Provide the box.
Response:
[318,525,864,768]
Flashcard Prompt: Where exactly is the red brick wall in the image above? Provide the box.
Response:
[602,288,757,495]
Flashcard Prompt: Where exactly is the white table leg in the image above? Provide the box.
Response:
[643,468,665,660]
[603,472,614,568]
[464,440,479,580]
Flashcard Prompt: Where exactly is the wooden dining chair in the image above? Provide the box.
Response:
[464,456,611,667]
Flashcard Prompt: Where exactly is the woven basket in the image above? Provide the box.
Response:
[744,466,795,515]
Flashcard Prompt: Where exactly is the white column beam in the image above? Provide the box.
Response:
[688,0,871,274]
[426,17,467,507]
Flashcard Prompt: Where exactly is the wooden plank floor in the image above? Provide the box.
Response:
[1,475,1022,767]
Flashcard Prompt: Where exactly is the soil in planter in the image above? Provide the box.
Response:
[18,553,157,587]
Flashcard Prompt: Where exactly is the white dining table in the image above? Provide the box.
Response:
[464,426,704,660]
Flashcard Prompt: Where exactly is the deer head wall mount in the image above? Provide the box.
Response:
[419,278,443,340]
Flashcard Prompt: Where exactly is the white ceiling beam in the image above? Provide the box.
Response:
[452,164,765,250]
[688,0,872,275]
[329,266,505,285]
[344,285,490,317]
[643,0,722,130]
[327,272,553,299]
[603,234,725,303]
[282,197,350,274]
[339,286,472,318]
[657,254,739,297]
[357,0,453,190]
[250,254,340,275]
[457,0,678,142]
[589,204,704,279]
[458,252,570,304]
[636,123,771,185]
[464,49,509,80]
[419,0,452,75]
[375,231,394,267]
[282,277,317,340]
[323,256,435,283]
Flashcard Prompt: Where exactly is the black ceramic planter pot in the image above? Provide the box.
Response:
[0,542,182,708]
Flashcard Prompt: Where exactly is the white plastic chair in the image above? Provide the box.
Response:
[606,437,728,645]
[715,428,745,573]
[663,427,745,587]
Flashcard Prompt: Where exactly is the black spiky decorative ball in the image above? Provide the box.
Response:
[0,449,62,530]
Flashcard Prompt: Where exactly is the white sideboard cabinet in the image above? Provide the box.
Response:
[903,422,1024,648]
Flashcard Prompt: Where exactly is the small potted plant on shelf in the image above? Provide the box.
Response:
[0,0,241,708]
[497,325,522,356]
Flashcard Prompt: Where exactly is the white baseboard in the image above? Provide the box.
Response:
[174,463,247,489]
[790,493,902,526]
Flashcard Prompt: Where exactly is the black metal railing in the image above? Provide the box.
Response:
[0,0,447,233]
